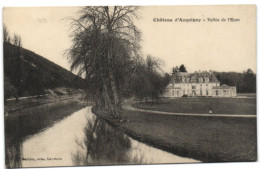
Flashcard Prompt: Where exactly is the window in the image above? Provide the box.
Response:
[172,90,174,96]
[192,86,196,89]
[200,91,202,95]
[216,90,218,96]
[206,91,208,96]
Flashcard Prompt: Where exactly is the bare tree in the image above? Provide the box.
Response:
[66,6,141,115]
[13,33,22,47]
[3,24,11,43]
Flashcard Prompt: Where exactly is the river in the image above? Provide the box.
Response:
[6,106,199,168]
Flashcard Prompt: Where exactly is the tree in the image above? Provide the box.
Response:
[13,33,22,47]
[215,69,256,93]
[145,55,164,102]
[163,73,171,87]
[66,6,141,115]
[242,69,256,93]
[3,24,11,43]
[179,64,187,72]
[129,55,166,103]
[3,24,22,46]
[127,57,150,102]
[146,55,162,72]
[172,66,179,75]
[4,75,17,104]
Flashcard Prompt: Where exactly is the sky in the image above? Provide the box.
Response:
[3,5,256,74]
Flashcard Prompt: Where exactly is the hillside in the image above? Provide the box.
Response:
[4,42,85,99]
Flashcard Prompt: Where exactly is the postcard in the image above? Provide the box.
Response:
[3,5,256,168]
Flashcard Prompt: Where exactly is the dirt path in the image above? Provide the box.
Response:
[123,104,256,118]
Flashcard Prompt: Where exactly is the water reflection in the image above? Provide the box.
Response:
[5,115,26,168]
[5,107,198,168]
[72,112,199,165]
[72,117,142,165]
[5,143,23,168]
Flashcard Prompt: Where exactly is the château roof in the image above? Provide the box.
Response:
[171,71,219,83]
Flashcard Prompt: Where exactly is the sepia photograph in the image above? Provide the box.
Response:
[1,3,257,169]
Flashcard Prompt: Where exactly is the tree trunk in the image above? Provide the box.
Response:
[109,69,119,106]
[107,34,120,108]
[104,7,121,116]
[96,55,112,112]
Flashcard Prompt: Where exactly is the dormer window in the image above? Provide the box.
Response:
[199,78,203,83]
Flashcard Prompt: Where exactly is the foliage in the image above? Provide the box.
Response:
[179,64,187,72]
[3,24,22,46]
[128,55,170,102]
[171,66,179,75]
[4,75,17,102]
[66,6,141,113]
[3,24,11,43]
[12,34,22,47]
[171,64,187,75]
[4,43,85,99]
[242,69,256,93]
[215,69,256,93]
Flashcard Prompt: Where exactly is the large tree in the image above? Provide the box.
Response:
[66,6,141,114]
[128,55,167,103]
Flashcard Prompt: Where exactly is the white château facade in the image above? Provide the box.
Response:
[163,71,237,97]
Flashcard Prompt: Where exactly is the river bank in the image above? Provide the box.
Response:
[6,106,198,168]
[92,106,257,163]
[5,95,90,150]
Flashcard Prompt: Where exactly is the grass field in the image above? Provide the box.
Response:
[97,108,257,162]
[133,97,256,115]
[95,96,257,162]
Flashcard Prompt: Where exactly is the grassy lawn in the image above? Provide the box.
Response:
[111,109,257,162]
[133,97,256,115]
[237,93,256,97]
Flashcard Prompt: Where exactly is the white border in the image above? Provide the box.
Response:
[0,1,259,169]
